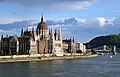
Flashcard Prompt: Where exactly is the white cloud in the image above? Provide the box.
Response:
[76,18,86,23]
[0,18,21,24]
[0,17,38,24]
[0,0,97,10]
[0,29,5,32]
[97,17,106,27]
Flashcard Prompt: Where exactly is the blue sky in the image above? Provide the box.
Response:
[0,0,120,43]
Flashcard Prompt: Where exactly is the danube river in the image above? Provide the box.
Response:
[0,54,120,77]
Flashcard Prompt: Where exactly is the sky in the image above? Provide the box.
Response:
[0,0,120,43]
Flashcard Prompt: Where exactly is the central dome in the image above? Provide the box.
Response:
[36,15,48,31]
[37,22,48,30]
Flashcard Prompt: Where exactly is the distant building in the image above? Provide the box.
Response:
[9,36,17,55]
[0,34,30,55]
[0,35,17,55]
[75,42,86,53]
[63,38,76,53]
[18,37,30,55]
[1,37,10,55]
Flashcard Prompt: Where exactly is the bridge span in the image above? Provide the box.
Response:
[92,45,120,53]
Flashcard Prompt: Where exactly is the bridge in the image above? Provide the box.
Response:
[93,45,120,53]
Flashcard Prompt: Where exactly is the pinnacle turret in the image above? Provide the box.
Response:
[41,14,43,22]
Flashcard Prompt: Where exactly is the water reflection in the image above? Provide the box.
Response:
[0,62,31,77]
[0,54,120,77]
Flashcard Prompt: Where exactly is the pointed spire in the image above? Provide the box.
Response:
[1,34,3,40]
[55,29,57,35]
[70,37,72,41]
[55,29,57,34]
[51,25,54,40]
[41,14,43,22]
[59,25,61,34]
[73,38,75,43]
[58,25,62,40]
[31,26,35,40]
[55,29,57,40]
[21,28,23,36]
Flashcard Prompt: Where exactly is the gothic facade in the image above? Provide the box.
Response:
[49,26,64,56]
[0,35,30,55]
[22,15,63,55]
[0,15,86,56]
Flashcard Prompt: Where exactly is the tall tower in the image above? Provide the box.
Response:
[59,25,62,44]
[54,29,57,40]
[31,27,35,41]
[49,25,64,56]
[50,25,55,53]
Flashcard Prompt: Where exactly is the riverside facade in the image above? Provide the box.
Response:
[0,15,86,56]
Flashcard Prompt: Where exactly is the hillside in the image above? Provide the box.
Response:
[85,34,120,49]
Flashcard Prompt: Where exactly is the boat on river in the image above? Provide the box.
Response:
[98,53,104,55]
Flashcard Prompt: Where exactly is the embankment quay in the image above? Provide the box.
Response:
[0,54,98,63]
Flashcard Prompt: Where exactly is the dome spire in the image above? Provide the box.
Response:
[41,14,43,22]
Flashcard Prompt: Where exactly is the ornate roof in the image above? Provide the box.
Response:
[37,22,48,30]
[36,15,48,31]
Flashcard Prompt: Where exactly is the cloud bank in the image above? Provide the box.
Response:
[0,0,96,10]
[45,17,120,42]
[0,17,120,42]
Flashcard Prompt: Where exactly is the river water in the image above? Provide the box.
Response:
[0,54,120,77]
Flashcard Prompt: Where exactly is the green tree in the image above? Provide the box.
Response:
[0,50,3,56]
[91,49,96,54]
[76,50,82,53]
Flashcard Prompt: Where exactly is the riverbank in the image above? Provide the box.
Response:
[0,54,98,63]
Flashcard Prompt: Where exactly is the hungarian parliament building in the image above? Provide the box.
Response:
[0,15,86,56]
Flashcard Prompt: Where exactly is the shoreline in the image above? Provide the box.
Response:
[0,54,98,63]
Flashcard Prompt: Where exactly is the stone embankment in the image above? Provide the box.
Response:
[0,54,98,63]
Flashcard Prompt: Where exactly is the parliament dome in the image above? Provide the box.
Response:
[36,15,48,31]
